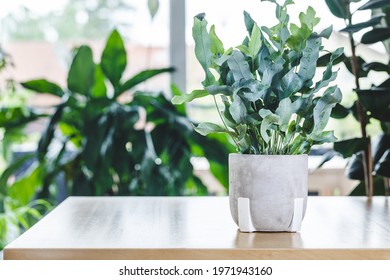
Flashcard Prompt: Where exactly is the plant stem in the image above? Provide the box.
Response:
[346,3,373,197]
[212,95,239,148]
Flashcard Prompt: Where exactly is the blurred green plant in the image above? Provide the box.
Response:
[324,0,390,195]
[0,45,51,250]
[13,29,232,200]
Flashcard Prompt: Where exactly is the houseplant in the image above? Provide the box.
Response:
[0,45,51,250]
[323,0,390,196]
[8,29,232,201]
[173,0,343,232]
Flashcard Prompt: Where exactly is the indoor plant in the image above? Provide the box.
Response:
[323,0,390,196]
[8,29,232,201]
[173,0,343,232]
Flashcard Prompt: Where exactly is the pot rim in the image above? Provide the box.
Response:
[229,153,308,157]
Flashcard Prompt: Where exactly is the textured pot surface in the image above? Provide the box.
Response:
[229,154,308,232]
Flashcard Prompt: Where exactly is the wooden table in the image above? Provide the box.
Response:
[4,196,390,260]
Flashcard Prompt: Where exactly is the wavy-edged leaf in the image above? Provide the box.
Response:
[171,89,208,104]
[193,14,215,86]
[298,36,321,84]
[311,86,342,136]
[227,51,253,82]
[243,11,256,36]
[194,122,233,136]
[280,68,303,98]
[118,67,174,96]
[21,79,64,97]
[229,93,247,123]
[67,46,95,96]
[209,25,224,56]
[334,137,370,158]
[361,28,390,44]
[259,109,279,144]
[101,30,127,88]
[248,24,262,58]
[206,85,234,96]
[275,97,293,131]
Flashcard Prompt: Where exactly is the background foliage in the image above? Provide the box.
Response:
[324,0,390,196]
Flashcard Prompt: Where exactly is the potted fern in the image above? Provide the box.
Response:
[173,0,343,232]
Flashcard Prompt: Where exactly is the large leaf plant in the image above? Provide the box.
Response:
[2,30,232,200]
[324,0,390,196]
[173,0,343,155]
[0,45,50,250]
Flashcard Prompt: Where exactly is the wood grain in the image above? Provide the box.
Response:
[4,196,390,259]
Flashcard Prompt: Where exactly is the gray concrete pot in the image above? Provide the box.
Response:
[229,154,308,232]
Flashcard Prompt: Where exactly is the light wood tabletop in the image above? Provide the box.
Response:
[4,196,390,260]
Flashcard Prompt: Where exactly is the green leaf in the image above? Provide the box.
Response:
[243,11,256,36]
[357,88,390,121]
[227,51,253,81]
[193,14,216,86]
[325,0,348,19]
[334,138,370,158]
[310,131,337,144]
[21,79,64,97]
[361,28,390,44]
[374,149,390,177]
[299,6,320,29]
[148,0,159,19]
[171,89,208,104]
[101,30,127,88]
[67,46,95,96]
[318,25,333,39]
[229,93,247,123]
[347,152,364,180]
[209,25,224,55]
[275,97,293,131]
[193,122,231,136]
[259,109,279,143]
[118,68,174,96]
[280,69,303,98]
[0,154,35,196]
[236,124,251,153]
[358,0,390,10]
[349,176,386,196]
[206,85,233,96]
[310,86,342,136]
[38,102,67,160]
[362,62,390,73]
[248,24,262,58]
[331,103,350,119]
[372,133,390,165]
[8,164,43,206]
[312,48,343,94]
[340,14,384,33]
[298,36,321,84]
[91,65,107,98]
